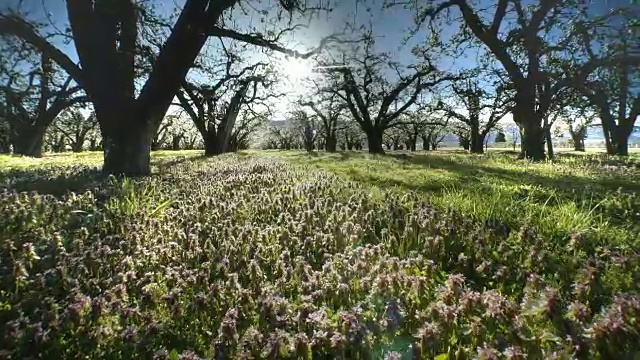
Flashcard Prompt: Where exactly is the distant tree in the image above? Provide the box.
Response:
[1,45,86,157]
[299,91,345,152]
[392,0,640,160]
[322,28,457,154]
[563,16,639,156]
[495,131,507,143]
[505,124,521,151]
[288,110,317,152]
[434,78,511,153]
[53,108,98,152]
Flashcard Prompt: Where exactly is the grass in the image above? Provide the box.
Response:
[1,150,639,359]
[277,149,640,245]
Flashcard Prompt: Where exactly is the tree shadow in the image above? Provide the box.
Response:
[0,167,105,196]
[394,152,640,194]
[0,153,213,197]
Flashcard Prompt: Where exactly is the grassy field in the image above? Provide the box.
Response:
[279,150,640,246]
[1,150,639,359]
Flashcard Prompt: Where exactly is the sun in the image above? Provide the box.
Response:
[279,56,313,82]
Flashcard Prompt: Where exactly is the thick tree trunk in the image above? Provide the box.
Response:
[13,126,46,157]
[514,90,545,160]
[325,133,337,152]
[469,127,485,154]
[573,137,585,152]
[71,140,84,152]
[519,120,545,160]
[101,115,153,176]
[89,138,98,151]
[367,130,384,154]
[204,132,217,156]
[613,128,629,156]
[422,135,430,151]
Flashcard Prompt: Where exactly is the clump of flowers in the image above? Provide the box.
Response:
[0,153,639,359]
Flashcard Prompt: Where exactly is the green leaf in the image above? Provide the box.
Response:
[168,349,179,360]
[435,354,448,360]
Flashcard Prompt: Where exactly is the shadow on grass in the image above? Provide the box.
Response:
[0,167,104,196]
[0,153,214,196]
[338,151,640,195]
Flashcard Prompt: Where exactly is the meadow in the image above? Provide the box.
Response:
[1,150,639,359]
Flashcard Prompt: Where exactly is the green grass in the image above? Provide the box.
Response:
[277,149,640,245]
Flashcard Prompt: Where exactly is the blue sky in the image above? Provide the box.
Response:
[2,0,637,122]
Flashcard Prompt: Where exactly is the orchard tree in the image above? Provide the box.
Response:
[323,29,457,154]
[434,78,512,153]
[1,41,86,157]
[563,15,639,156]
[390,0,640,160]
[53,108,99,152]
[175,39,280,156]
[289,109,317,152]
[0,0,337,175]
[299,91,345,152]
[227,110,269,151]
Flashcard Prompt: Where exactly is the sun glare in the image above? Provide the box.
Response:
[280,56,313,82]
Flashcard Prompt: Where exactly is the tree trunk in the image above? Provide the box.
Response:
[612,127,629,156]
[204,131,217,156]
[422,135,431,151]
[13,126,46,157]
[573,137,585,152]
[469,127,485,154]
[325,132,337,152]
[367,129,384,154]
[89,138,98,151]
[71,140,84,152]
[545,127,554,159]
[517,118,545,160]
[101,115,153,176]
[172,135,182,150]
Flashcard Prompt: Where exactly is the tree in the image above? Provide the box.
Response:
[495,131,507,143]
[299,91,345,152]
[53,108,99,152]
[323,29,456,154]
[434,78,511,153]
[288,109,317,152]
[152,115,175,151]
[227,111,268,152]
[563,16,639,156]
[1,45,86,157]
[426,123,447,150]
[505,124,521,152]
[175,39,280,156]
[0,1,336,175]
[391,0,640,160]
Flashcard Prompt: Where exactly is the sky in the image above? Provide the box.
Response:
[2,0,638,125]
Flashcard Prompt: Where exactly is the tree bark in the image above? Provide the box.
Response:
[203,131,217,156]
[422,135,431,151]
[545,126,554,159]
[172,135,182,150]
[367,129,384,154]
[469,126,485,154]
[101,111,153,176]
[612,127,629,156]
[519,120,545,160]
[13,126,46,157]
[325,132,337,152]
